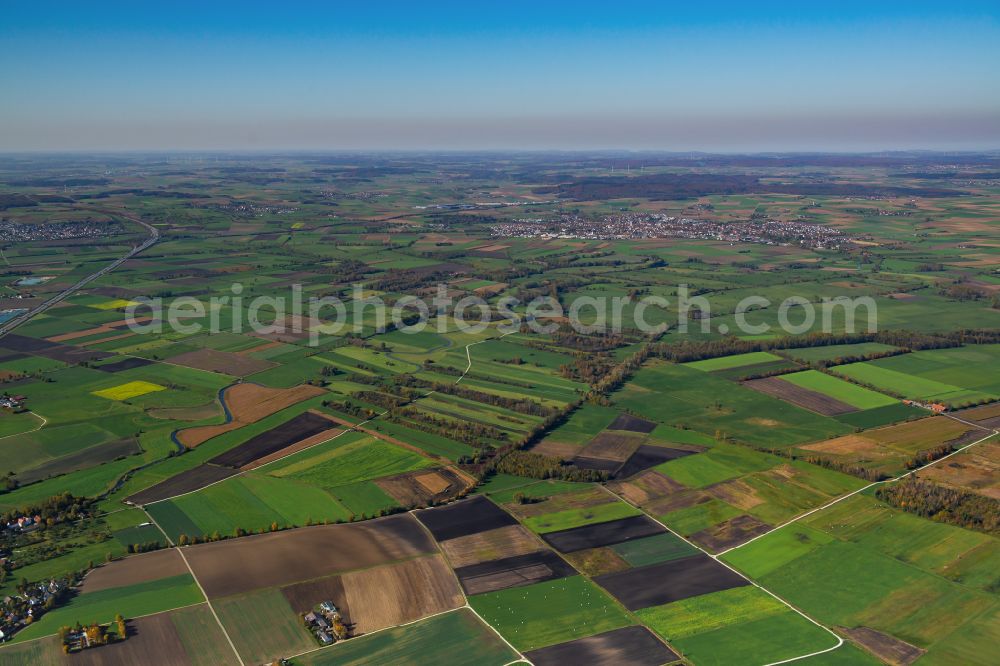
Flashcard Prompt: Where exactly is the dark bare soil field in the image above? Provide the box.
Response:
[607,413,658,433]
[593,554,748,610]
[614,445,698,480]
[208,411,335,468]
[542,515,665,553]
[70,613,192,666]
[840,626,926,665]
[281,574,353,627]
[689,514,772,552]
[525,626,678,666]
[572,456,622,473]
[82,548,188,593]
[414,495,517,542]
[744,377,857,415]
[0,333,113,363]
[127,463,237,505]
[20,437,140,484]
[184,514,436,598]
[453,550,577,595]
[96,356,154,372]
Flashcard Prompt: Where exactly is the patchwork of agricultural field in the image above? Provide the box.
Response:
[0,153,998,665]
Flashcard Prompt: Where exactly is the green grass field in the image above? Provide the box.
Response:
[521,499,641,533]
[276,436,434,488]
[294,608,518,666]
[610,532,700,567]
[779,369,899,409]
[9,574,204,643]
[469,576,634,651]
[833,348,1000,406]
[657,443,783,488]
[215,587,314,664]
[637,586,786,640]
[148,473,353,541]
[615,362,851,448]
[669,609,840,666]
[683,351,785,372]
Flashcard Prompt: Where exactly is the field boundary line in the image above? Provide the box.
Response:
[174,546,246,666]
[407,490,534,666]
[717,426,998,557]
[281,606,490,663]
[0,410,46,441]
[140,505,246,666]
[599,484,844,666]
[0,600,209,650]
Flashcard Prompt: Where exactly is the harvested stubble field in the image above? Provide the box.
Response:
[438,524,543,568]
[801,415,980,462]
[167,347,276,376]
[176,382,325,447]
[608,470,686,506]
[919,440,1000,499]
[562,546,631,577]
[375,466,474,506]
[577,431,644,462]
[340,555,465,633]
[183,514,436,598]
[81,548,187,593]
[689,514,772,552]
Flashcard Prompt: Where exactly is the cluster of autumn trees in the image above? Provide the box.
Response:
[876,477,1000,535]
[559,354,617,384]
[490,451,607,482]
[801,455,887,482]
[58,614,128,653]
[0,492,94,528]
[124,541,163,554]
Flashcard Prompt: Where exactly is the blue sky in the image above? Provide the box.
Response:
[2,1,999,151]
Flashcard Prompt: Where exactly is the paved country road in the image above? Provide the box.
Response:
[0,211,159,339]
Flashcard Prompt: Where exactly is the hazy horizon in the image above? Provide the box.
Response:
[3,1,999,152]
